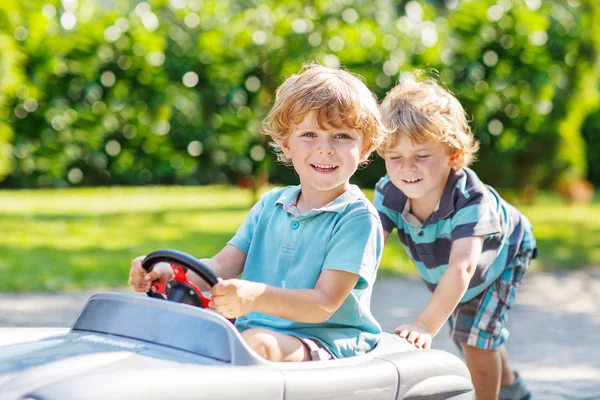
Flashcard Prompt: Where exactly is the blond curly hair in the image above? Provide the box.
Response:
[378,72,479,169]
[263,63,388,166]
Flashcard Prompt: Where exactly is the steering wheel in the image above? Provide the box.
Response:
[142,249,218,308]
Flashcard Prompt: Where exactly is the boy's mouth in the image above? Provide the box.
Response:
[402,178,422,184]
[311,164,338,172]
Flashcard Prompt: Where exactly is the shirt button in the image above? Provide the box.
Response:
[418,231,424,236]
[291,221,300,230]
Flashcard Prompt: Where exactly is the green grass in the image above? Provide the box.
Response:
[514,193,600,271]
[0,186,598,292]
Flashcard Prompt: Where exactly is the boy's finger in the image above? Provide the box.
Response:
[145,268,166,282]
[211,279,228,296]
[220,309,236,319]
[423,338,432,350]
[131,256,146,268]
[210,294,227,307]
[128,277,143,292]
[407,331,419,343]
[395,328,408,338]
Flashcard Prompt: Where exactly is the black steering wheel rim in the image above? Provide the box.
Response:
[141,249,219,287]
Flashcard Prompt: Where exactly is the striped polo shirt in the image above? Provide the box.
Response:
[373,167,536,302]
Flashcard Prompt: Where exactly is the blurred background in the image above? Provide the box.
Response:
[1,0,599,292]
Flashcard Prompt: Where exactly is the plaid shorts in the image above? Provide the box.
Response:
[448,248,536,351]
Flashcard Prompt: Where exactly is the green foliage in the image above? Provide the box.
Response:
[1,186,598,292]
[434,0,600,193]
[0,0,598,193]
[582,111,600,185]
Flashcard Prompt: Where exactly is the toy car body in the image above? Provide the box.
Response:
[0,292,473,400]
[0,250,473,399]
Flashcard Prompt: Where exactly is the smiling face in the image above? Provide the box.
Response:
[384,134,458,216]
[280,112,366,207]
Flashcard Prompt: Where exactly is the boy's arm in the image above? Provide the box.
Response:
[396,236,483,348]
[383,230,390,244]
[186,244,246,290]
[210,269,359,322]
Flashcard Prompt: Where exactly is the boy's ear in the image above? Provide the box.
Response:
[359,140,373,163]
[448,149,462,168]
[359,149,371,163]
[280,139,292,158]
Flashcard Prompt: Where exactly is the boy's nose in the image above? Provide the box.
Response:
[317,141,335,155]
[401,160,417,172]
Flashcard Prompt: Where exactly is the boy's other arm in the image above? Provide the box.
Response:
[187,244,246,290]
[396,236,483,348]
[210,269,360,323]
[383,230,390,244]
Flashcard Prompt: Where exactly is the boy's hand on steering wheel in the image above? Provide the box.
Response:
[128,256,174,292]
[209,278,266,319]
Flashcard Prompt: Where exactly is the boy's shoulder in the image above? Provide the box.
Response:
[447,167,489,200]
[437,167,492,216]
[258,185,301,206]
[375,175,393,193]
[344,186,381,218]
[322,184,378,219]
[373,175,408,215]
[436,167,526,231]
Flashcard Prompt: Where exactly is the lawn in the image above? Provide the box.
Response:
[0,186,597,292]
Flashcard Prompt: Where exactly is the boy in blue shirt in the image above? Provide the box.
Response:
[373,75,536,400]
[129,64,387,362]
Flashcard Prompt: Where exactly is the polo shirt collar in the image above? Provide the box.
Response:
[275,184,364,214]
[275,185,302,207]
[438,168,464,219]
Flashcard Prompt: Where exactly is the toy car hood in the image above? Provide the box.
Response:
[0,292,473,400]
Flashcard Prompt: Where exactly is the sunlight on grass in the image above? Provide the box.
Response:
[517,194,600,270]
[0,186,264,292]
[0,186,253,215]
[0,186,597,292]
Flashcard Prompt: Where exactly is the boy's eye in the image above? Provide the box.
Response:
[302,131,317,137]
[335,133,351,139]
[389,156,402,160]
[416,155,430,159]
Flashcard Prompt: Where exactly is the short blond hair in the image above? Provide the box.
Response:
[264,63,388,166]
[378,72,479,169]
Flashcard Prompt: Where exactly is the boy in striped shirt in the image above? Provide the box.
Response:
[373,74,536,400]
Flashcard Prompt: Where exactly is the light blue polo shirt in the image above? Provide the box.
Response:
[229,185,383,359]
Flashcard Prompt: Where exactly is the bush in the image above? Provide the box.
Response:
[1,0,598,196]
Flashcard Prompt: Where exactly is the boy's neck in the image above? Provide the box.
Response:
[296,184,349,213]
[409,199,438,223]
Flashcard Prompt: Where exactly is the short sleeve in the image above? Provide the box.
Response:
[372,185,397,233]
[322,212,383,289]
[227,193,268,254]
[450,194,502,241]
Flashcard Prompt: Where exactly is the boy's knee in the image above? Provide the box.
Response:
[461,343,501,366]
[461,342,496,355]
[241,328,280,361]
